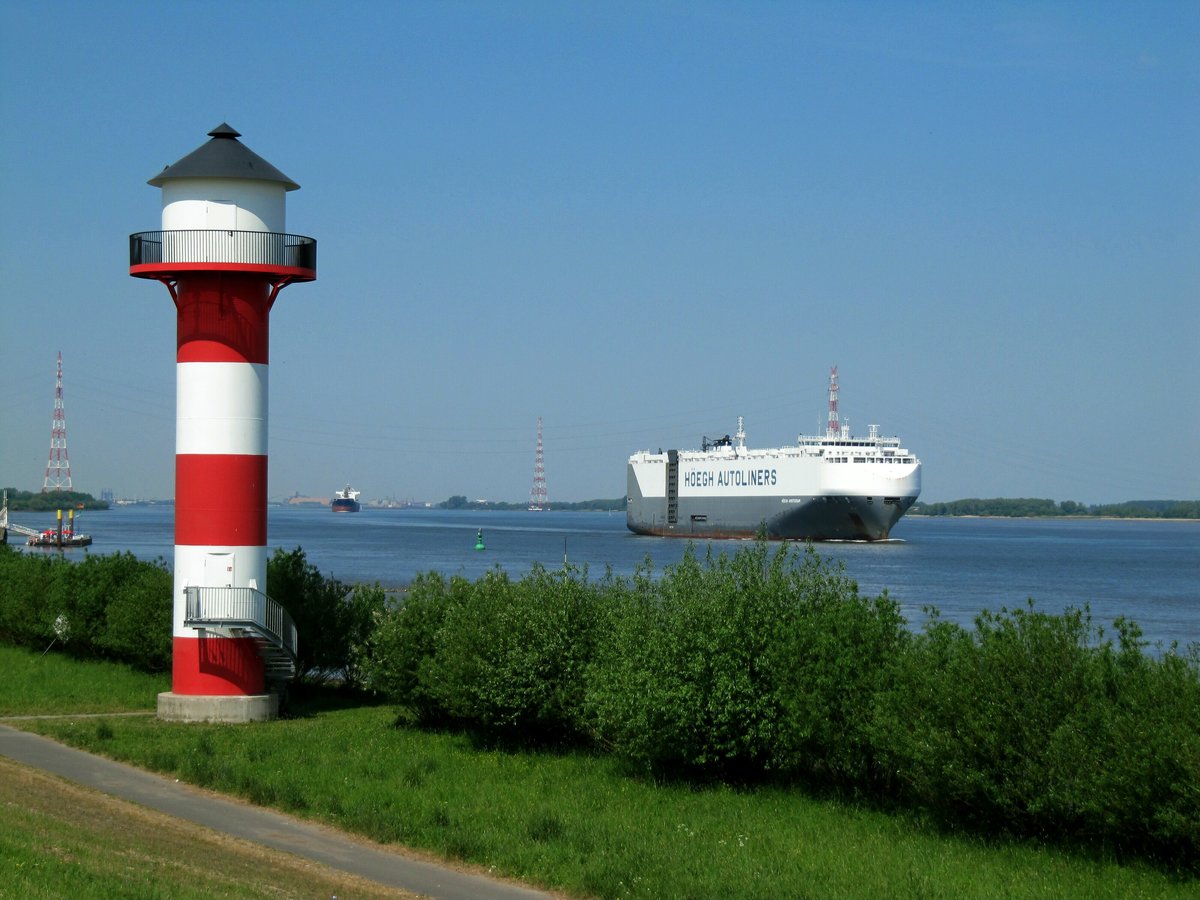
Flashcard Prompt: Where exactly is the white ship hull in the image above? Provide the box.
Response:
[627,431,921,541]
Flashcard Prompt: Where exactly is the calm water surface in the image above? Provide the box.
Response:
[12,505,1198,648]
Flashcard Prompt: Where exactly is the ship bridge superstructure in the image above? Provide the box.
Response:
[662,421,920,468]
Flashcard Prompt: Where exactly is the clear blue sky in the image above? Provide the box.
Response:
[2,2,1197,504]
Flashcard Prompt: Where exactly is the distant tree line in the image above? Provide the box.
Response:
[3,488,109,512]
[438,495,626,512]
[911,498,1199,519]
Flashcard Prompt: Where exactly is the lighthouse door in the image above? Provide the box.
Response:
[203,552,235,588]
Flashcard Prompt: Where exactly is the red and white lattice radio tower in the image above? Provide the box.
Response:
[529,417,549,511]
[825,365,841,438]
[42,351,73,492]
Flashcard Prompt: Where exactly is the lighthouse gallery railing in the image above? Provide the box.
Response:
[130,230,316,270]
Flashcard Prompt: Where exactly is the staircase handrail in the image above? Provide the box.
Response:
[183,585,298,665]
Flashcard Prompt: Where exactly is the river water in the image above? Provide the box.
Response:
[10,505,1198,649]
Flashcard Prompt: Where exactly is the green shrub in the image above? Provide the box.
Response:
[421,564,599,743]
[587,544,783,776]
[267,547,385,687]
[0,546,58,646]
[361,571,456,724]
[1046,621,1200,867]
[585,542,907,781]
[871,604,1200,870]
[769,561,908,786]
[95,559,172,671]
[873,604,1102,827]
[0,548,171,668]
[46,555,114,652]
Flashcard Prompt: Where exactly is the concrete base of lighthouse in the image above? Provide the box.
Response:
[157,691,279,723]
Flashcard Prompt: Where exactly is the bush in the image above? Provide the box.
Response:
[95,560,172,671]
[0,546,58,647]
[421,564,599,743]
[267,547,385,687]
[585,542,908,782]
[364,564,603,743]
[1039,620,1200,867]
[871,604,1091,828]
[360,571,456,724]
[0,547,171,669]
[769,559,908,787]
[871,604,1200,870]
[586,544,791,776]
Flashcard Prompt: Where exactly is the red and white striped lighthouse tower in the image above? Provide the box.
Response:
[130,124,315,722]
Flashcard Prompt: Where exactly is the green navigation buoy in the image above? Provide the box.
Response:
[474,528,485,551]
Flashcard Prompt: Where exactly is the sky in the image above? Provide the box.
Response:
[1,1,1197,505]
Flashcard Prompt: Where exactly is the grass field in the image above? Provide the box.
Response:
[1,645,1194,898]
[0,641,168,714]
[0,756,416,898]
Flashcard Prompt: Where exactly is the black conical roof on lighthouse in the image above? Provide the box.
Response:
[148,123,300,190]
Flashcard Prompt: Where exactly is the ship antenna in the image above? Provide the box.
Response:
[826,366,839,438]
[736,416,746,450]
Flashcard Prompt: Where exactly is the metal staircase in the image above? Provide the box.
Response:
[183,586,298,685]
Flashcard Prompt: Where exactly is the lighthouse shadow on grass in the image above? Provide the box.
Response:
[278,682,390,719]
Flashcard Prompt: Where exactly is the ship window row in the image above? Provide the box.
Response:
[826,456,915,464]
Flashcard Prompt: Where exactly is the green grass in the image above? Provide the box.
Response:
[0,756,414,898]
[0,644,168,715]
[2,646,1193,899]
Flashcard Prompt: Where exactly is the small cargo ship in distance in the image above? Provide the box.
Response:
[331,485,361,513]
[626,368,921,541]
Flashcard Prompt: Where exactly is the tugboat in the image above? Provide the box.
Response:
[27,508,92,548]
[331,485,361,513]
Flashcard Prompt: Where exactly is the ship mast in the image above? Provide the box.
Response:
[826,366,839,438]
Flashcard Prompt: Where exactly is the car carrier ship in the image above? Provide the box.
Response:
[626,368,921,541]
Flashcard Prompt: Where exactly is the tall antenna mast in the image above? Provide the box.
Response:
[529,417,548,511]
[826,365,839,438]
[43,351,73,492]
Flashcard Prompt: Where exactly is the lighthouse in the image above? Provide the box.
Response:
[130,124,315,722]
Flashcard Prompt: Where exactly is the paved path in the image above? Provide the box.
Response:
[0,724,554,900]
